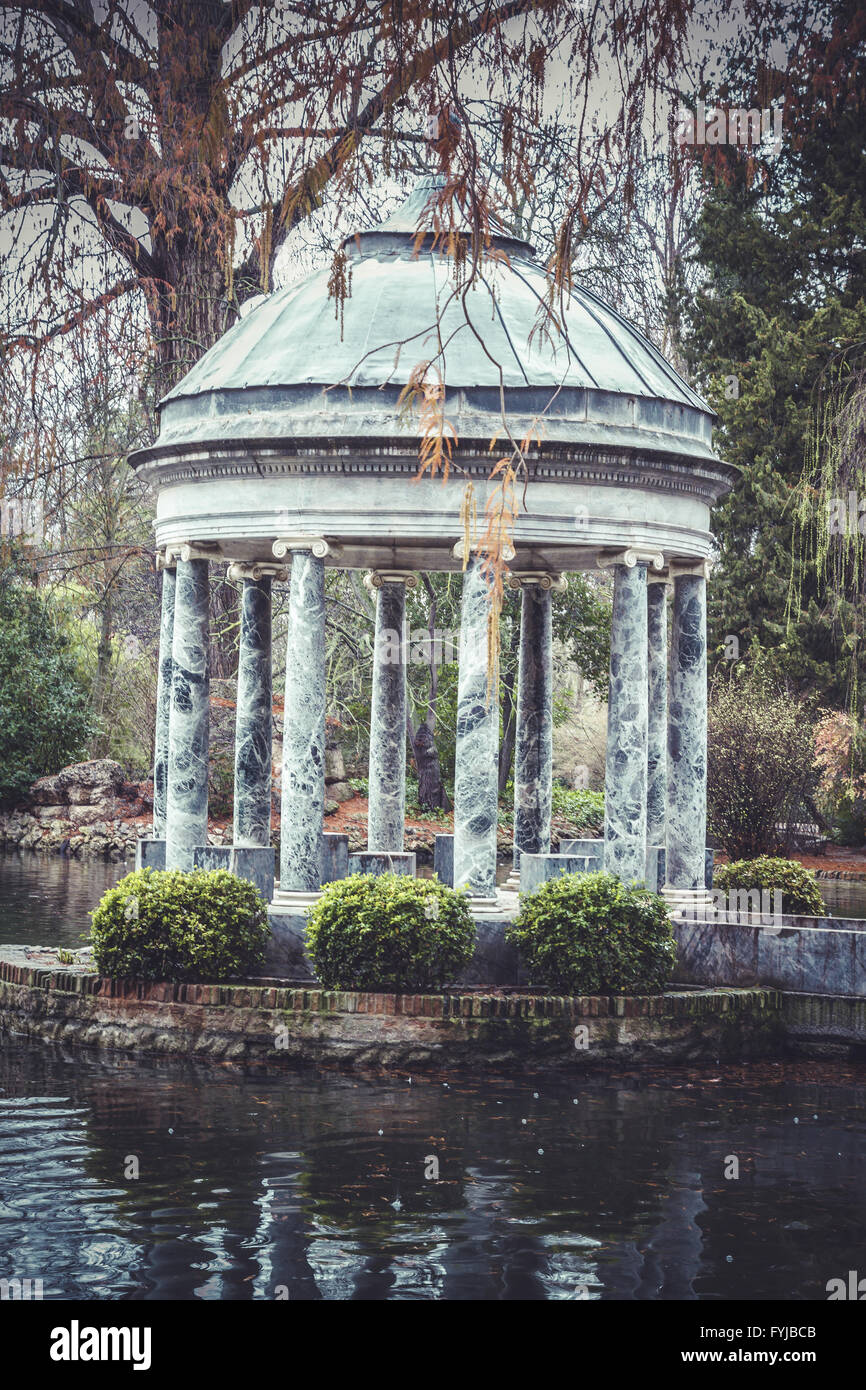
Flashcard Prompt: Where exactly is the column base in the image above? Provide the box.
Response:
[464,893,501,911]
[272,887,323,910]
[662,885,715,919]
[135,838,166,871]
[651,847,715,893]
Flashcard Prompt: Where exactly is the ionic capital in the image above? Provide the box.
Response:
[226,561,288,582]
[668,558,712,580]
[505,571,567,592]
[165,542,219,564]
[596,547,665,572]
[156,549,176,572]
[272,535,343,560]
[363,570,419,592]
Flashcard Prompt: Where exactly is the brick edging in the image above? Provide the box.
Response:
[0,958,777,1020]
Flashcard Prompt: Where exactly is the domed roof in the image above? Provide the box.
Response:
[130,176,732,575]
[162,174,706,413]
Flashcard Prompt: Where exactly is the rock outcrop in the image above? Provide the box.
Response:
[0,760,153,860]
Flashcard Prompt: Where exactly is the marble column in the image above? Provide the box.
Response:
[664,564,709,905]
[152,556,176,838]
[509,574,560,877]
[453,555,499,901]
[366,571,415,853]
[277,544,327,898]
[646,576,669,848]
[165,554,210,871]
[229,565,279,847]
[599,549,662,885]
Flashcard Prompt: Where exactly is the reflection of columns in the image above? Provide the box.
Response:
[508,572,563,876]
[646,576,670,848]
[228,563,284,847]
[165,552,210,871]
[453,554,499,901]
[365,571,416,853]
[152,554,176,838]
[273,537,332,899]
[664,562,709,905]
[599,549,663,885]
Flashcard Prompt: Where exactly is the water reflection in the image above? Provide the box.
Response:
[0,851,129,949]
[0,1044,863,1301]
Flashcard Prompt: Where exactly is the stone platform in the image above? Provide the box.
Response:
[0,947,789,1067]
[674,915,866,997]
[266,889,524,983]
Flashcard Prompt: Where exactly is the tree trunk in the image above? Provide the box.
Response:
[150,244,237,404]
[91,593,114,755]
[410,720,450,811]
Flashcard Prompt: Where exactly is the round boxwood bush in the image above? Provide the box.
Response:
[89,867,270,981]
[305,873,476,991]
[713,856,825,916]
[505,871,677,995]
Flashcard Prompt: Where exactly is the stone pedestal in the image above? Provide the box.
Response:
[433,833,454,887]
[279,547,326,896]
[230,846,276,901]
[646,576,669,846]
[194,846,231,874]
[558,838,604,866]
[520,852,600,896]
[510,575,557,879]
[664,565,709,906]
[453,556,499,902]
[231,568,275,848]
[165,555,210,871]
[601,556,652,885]
[348,851,416,878]
[135,838,166,872]
[152,559,176,838]
[321,832,349,884]
[366,572,414,851]
[192,846,274,901]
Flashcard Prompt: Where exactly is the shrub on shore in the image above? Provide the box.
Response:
[306,873,475,991]
[89,868,269,981]
[506,871,677,994]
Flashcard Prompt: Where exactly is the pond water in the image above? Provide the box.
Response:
[0,1043,863,1300]
[1,851,864,1300]
[0,850,130,949]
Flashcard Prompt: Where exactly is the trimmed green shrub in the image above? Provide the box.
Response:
[89,868,270,981]
[713,856,825,916]
[506,871,677,995]
[306,873,476,991]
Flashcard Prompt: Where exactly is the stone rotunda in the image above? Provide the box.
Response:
[129,174,735,939]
